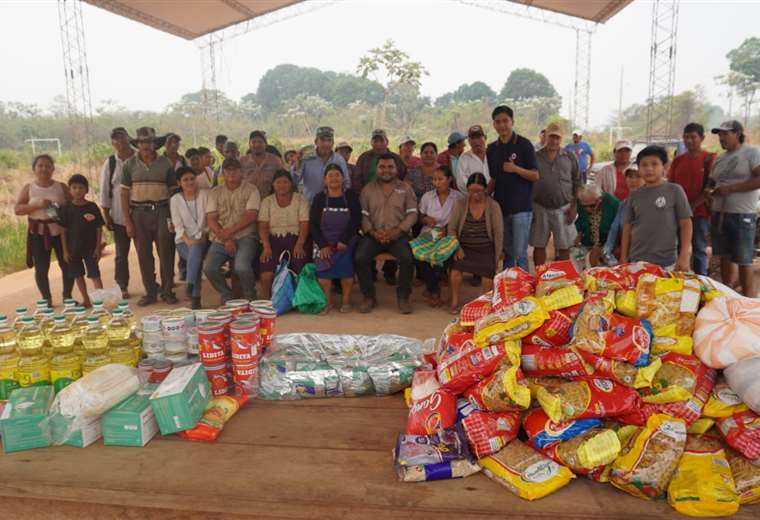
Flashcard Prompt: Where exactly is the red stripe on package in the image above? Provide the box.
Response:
[520,344,593,379]
[718,409,760,460]
[492,267,535,311]
[461,410,520,459]
[437,342,506,395]
[535,260,583,297]
[406,389,457,435]
[523,310,573,348]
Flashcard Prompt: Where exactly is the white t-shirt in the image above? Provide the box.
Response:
[170,190,208,243]
[455,151,490,192]
[711,144,760,214]
[418,189,464,233]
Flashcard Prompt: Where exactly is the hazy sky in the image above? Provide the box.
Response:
[1,0,757,128]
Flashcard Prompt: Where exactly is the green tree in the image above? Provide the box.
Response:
[435,81,496,107]
[726,37,760,125]
[499,68,558,101]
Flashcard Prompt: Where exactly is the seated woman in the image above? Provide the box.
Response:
[405,142,438,199]
[574,183,620,267]
[258,169,311,299]
[416,165,463,307]
[447,173,503,314]
[309,163,362,314]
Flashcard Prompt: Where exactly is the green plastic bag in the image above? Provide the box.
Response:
[292,263,327,314]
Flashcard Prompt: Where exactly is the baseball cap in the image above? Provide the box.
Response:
[467,125,486,138]
[447,131,466,146]
[316,126,335,139]
[335,141,353,152]
[545,123,563,138]
[614,140,633,152]
[110,127,129,139]
[166,132,181,142]
[371,129,387,140]
[711,120,743,134]
[399,135,416,146]
[572,129,583,136]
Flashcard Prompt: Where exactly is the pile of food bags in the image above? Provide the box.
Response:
[393,261,760,517]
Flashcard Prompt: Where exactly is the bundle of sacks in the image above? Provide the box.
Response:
[393,260,760,517]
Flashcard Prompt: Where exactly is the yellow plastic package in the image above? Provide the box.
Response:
[616,290,638,318]
[503,339,522,367]
[466,363,531,412]
[479,440,575,500]
[703,381,749,419]
[687,417,715,435]
[636,275,701,356]
[726,447,760,505]
[474,297,549,346]
[610,414,687,500]
[538,285,584,312]
[667,436,739,517]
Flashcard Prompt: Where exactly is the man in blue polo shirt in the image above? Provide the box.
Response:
[564,129,594,185]
[486,105,539,272]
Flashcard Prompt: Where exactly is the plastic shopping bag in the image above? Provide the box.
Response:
[292,263,327,314]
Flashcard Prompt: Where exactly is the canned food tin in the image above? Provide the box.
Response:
[187,327,199,355]
[165,351,188,364]
[204,363,233,396]
[194,309,216,324]
[197,322,227,366]
[148,359,173,384]
[141,315,163,333]
[232,361,259,397]
[137,359,154,385]
[253,306,276,348]
[226,299,250,310]
[161,316,186,337]
[230,319,260,364]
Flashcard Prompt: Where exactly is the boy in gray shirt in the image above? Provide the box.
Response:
[620,145,692,270]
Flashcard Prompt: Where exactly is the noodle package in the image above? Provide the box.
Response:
[465,364,531,413]
[532,377,641,423]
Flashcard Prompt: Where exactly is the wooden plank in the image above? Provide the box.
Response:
[0,441,757,520]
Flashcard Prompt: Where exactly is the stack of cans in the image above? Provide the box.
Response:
[250,300,276,349]
[230,318,261,397]
[140,315,164,358]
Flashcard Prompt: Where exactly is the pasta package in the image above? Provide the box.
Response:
[460,292,493,328]
[522,310,573,348]
[642,353,711,405]
[636,275,701,354]
[540,427,621,475]
[572,304,653,367]
[465,364,531,413]
[610,413,687,500]
[437,342,506,395]
[177,394,248,442]
[583,265,631,292]
[726,447,760,505]
[436,324,472,366]
[576,349,661,389]
[535,260,583,297]
[406,389,457,435]
[461,410,521,459]
[520,344,593,379]
[532,377,641,423]
[703,380,749,419]
[717,409,760,461]
[479,440,575,501]
[523,408,602,449]
[694,296,760,369]
[688,418,716,435]
[473,297,549,346]
[538,285,584,312]
[492,267,535,311]
[667,436,739,517]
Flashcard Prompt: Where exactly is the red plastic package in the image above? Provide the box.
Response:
[531,377,642,423]
[535,260,583,297]
[621,262,666,287]
[572,306,653,367]
[492,267,535,311]
[406,389,457,435]
[437,343,505,394]
[520,344,593,379]
[584,265,631,291]
[465,364,531,412]
[437,328,475,367]
[523,310,573,347]
[178,394,248,442]
[461,410,521,458]
[460,292,493,328]
[717,409,760,460]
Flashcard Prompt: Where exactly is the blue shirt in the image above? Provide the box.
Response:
[293,151,350,203]
[603,198,628,257]
[486,132,538,216]
[565,141,593,173]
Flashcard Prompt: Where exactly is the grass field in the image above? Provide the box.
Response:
[0,220,28,275]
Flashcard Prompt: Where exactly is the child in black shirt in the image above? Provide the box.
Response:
[61,174,105,307]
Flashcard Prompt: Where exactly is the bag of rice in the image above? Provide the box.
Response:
[479,440,575,500]
[716,409,760,461]
[474,297,549,346]
[464,363,531,413]
[694,295,760,369]
[461,410,521,459]
[610,413,687,500]
[492,267,535,311]
[725,356,760,414]
[532,377,641,423]
[437,342,506,395]
[535,260,583,297]
[725,447,760,505]
[520,344,593,379]
[667,435,739,517]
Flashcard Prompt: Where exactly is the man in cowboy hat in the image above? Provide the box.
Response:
[120,127,178,306]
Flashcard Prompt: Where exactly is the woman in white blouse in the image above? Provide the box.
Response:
[170,166,209,309]
[416,165,463,307]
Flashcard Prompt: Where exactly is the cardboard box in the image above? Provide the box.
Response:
[150,363,209,435]
[0,385,55,453]
[103,385,159,447]
[65,416,102,448]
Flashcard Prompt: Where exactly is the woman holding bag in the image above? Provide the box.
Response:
[309,163,362,314]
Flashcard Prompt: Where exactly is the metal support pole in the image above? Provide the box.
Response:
[573,29,592,131]
[646,0,680,141]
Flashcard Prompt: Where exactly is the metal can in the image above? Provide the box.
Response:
[197,322,228,367]
[225,299,250,311]
[230,319,261,365]
[141,315,163,333]
[206,311,233,353]
[148,359,173,384]
[232,361,258,397]
[253,305,276,348]
[204,363,232,396]
[137,358,154,385]
[161,316,186,338]
[187,326,199,355]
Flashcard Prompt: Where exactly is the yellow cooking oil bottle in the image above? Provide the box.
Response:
[82,316,110,375]
[118,301,143,361]
[107,309,135,367]
[71,306,89,362]
[62,298,79,323]
[117,301,137,332]
[15,316,50,387]
[0,315,19,399]
[32,299,49,324]
[13,307,28,334]
[39,308,56,359]
[49,315,82,393]
[90,300,111,325]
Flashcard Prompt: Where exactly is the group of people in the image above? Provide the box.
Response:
[15,105,760,317]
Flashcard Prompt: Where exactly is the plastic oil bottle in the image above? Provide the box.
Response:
[15,317,50,387]
[49,315,82,393]
[71,307,89,362]
[39,308,56,359]
[13,307,28,334]
[107,309,135,367]
[32,300,49,324]
[118,301,137,332]
[62,299,79,323]
[117,302,142,362]
[90,300,111,325]
[81,316,110,375]
[0,315,19,399]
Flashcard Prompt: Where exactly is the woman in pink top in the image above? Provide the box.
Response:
[14,154,74,306]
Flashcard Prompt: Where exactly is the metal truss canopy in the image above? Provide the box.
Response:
[83,0,632,40]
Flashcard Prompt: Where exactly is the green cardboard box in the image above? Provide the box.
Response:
[64,416,102,448]
[0,385,55,453]
[103,385,159,447]
[150,363,209,435]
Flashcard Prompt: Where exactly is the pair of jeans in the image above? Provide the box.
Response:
[111,223,131,292]
[29,233,74,303]
[176,239,209,298]
[691,216,710,276]
[203,236,258,303]
[711,212,757,266]
[131,205,175,299]
[355,235,414,300]
[416,260,444,296]
[503,211,532,272]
